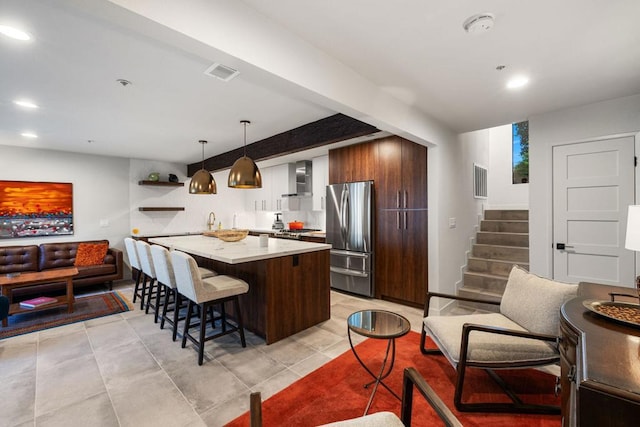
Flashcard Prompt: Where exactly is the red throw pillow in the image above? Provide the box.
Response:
[74,242,108,266]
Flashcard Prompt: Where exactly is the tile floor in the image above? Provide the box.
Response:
[0,280,426,427]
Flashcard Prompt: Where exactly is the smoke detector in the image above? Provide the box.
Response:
[463,13,495,34]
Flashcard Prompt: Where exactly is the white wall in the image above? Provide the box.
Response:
[529,93,640,277]
[129,160,246,236]
[488,124,529,209]
[0,145,130,250]
[0,146,322,258]
[428,129,490,309]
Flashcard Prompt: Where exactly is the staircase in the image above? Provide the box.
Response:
[458,210,529,311]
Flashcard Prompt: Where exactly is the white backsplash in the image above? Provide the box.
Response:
[235,208,325,231]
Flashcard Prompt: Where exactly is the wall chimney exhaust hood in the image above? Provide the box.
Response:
[282,160,312,197]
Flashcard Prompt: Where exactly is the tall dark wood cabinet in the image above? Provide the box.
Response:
[328,136,428,307]
[374,137,428,306]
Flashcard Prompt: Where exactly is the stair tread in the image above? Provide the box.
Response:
[474,243,529,249]
[478,231,529,235]
[464,271,509,280]
[468,256,529,264]
[482,219,529,222]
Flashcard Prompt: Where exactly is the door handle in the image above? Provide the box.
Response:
[556,243,575,250]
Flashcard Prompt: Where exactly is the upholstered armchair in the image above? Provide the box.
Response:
[421,265,578,414]
[249,367,462,427]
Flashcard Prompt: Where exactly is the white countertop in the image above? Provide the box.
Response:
[148,234,331,264]
[249,229,326,239]
[135,231,205,238]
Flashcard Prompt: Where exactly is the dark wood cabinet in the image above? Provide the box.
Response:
[329,135,428,307]
[328,141,375,184]
[374,137,428,306]
[375,209,428,305]
[374,136,427,209]
[560,284,640,426]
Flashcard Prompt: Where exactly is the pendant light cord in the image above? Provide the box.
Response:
[241,119,250,158]
[202,141,205,169]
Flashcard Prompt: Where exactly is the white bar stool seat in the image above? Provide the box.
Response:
[150,244,218,340]
[135,240,162,322]
[170,250,248,365]
[124,237,143,305]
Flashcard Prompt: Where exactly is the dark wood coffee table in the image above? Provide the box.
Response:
[347,309,411,415]
[0,267,78,327]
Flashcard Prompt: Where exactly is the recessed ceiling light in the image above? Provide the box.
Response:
[0,25,31,41]
[507,76,529,89]
[14,99,39,109]
[21,132,38,139]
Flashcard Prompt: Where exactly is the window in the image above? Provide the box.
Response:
[512,120,529,184]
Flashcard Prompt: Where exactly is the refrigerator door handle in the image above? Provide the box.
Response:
[330,266,369,278]
[340,185,349,243]
[331,249,369,258]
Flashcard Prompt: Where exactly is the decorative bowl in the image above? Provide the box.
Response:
[206,229,248,242]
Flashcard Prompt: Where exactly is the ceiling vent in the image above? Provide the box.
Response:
[204,62,240,82]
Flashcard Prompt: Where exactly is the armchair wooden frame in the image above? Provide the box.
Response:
[420,291,561,415]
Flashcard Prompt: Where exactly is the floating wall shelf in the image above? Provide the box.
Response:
[138,207,185,212]
[138,180,184,186]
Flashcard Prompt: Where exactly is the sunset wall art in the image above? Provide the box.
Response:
[0,181,73,239]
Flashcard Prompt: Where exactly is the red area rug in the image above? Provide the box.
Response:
[226,331,560,426]
[0,291,132,339]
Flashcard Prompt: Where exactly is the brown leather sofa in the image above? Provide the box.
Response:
[0,240,123,297]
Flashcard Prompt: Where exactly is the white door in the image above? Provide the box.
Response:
[553,136,635,286]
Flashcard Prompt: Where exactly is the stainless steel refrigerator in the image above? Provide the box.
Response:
[326,181,374,297]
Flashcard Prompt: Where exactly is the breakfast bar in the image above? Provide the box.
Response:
[149,234,331,344]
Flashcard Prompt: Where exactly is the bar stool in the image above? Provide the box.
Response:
[134,240,162,322]
[170,250,249,365]
[150,244,217,341]
[124,237,144,306]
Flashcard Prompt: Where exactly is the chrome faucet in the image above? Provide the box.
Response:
[207,212,216,230]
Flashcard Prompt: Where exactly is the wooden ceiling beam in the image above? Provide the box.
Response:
[187,113,378,176]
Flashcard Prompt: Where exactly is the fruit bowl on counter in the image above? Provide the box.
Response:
[203,229,249,242]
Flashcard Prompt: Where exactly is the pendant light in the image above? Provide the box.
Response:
[228,120,262,188]
[189,140,217,194]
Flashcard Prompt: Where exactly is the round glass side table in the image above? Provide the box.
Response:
[347,309,411,415]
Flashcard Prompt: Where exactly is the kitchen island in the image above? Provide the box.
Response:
[149,235,331,344]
